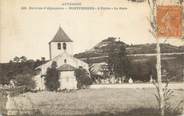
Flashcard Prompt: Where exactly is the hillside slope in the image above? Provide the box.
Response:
[74,37,184,60]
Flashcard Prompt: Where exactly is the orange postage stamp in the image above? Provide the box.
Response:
[156,5,182,38]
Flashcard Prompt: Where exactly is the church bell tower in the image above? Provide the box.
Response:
[49,27,73,59]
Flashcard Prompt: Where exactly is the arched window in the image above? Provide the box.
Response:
[63,43,67,50]
[57,43,61,50]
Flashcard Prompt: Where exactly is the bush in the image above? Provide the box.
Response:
[14,73,35,90]
[75,66,92,89]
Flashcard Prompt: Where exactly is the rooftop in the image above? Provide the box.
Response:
[49,27,73,43]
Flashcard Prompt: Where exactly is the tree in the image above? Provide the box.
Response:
[107,40,131,82]
[13,56,20,63]
[148,0,164,115]
[45,61,60,91]
[75,66,92,89]
[0,57,42,86]
[41,57,46,62]
[41,57,46,64]
[14,73,35,90]
[130,59,157,82]
[20,56,27,63]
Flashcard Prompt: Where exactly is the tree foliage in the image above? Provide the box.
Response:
[14,73,35,90]
[130,59,157,82]
[75,66,92,89]
[107,41,131,79]
[45,61,60,91]
[0,56,46,86]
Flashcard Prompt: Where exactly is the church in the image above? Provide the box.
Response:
[33,27,89,90]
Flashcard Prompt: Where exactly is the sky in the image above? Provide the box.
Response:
[0,0,184,63]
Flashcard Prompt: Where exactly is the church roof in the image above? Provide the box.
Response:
[49,27,73,43]
[57,64,76,71]
[36,52,89,75]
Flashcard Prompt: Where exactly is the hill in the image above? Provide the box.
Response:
[75,37,128,59]
[74,37,184,82]
[74,37,184,60]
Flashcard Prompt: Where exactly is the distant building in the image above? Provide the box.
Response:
[34,27,89,90]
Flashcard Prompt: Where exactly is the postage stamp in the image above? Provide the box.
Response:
[156,5,182,38]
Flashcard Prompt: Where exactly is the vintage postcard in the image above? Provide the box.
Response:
[0,0,184,116]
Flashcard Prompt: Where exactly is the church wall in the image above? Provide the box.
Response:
[33,71,78,91]
[33,75,45,90]
[59,71,77,90]
[38,53,89,76]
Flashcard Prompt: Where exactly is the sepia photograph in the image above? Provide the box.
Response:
[0,0,184,116]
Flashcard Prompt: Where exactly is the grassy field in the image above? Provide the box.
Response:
[0,90,7,115]
[10,88,184,116]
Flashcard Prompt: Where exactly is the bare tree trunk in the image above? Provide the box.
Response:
[156,39,164,116]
